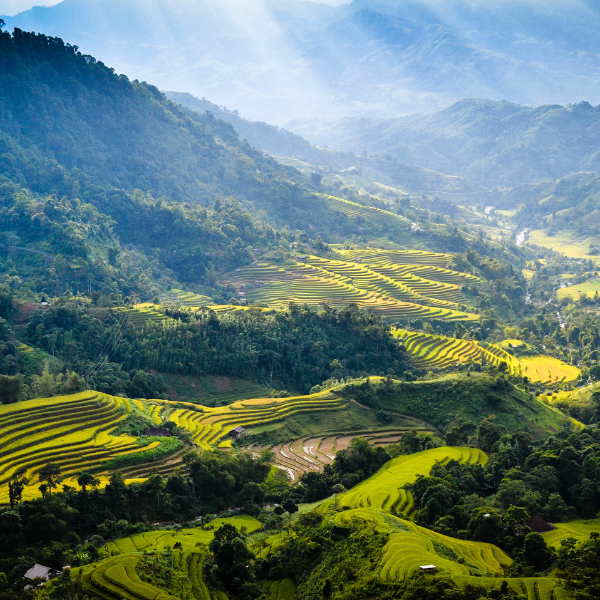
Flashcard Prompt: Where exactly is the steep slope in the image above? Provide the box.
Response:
[0,28,374,297]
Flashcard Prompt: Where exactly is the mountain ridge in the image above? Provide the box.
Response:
[4,0,600,121]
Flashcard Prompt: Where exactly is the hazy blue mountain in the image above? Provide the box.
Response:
[165,92,320,161]
[288,98,600,188]
[4,0,600,122]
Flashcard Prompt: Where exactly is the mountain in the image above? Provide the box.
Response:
[4,0,600,122]
[289,98,600,188]
[165,91,322,162]
[0,27,377,299]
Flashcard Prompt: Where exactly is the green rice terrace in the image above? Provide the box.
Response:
[79,515,265,600]
[255,447,573,600]
[50,446,577,600]
[395,329,581,385]
[0,374,571,503]
[218,248,480,322]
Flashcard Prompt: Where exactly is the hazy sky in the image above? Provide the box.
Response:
[0,0,349,17]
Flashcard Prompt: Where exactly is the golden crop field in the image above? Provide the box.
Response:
[328,447,487,517]
[395,329,580,385]
[0,391,165,502]
[218,249,480,322]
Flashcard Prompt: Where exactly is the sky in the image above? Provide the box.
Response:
[0,0,350,17]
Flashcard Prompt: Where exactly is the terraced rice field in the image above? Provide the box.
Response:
[332,247,451,268]
[396,329,521,373]
[396,329,580,384]
[322,485,567,599]
[114,305,170,328]
[79,516,260,600]
[250,426,437,482]
[102,516,262,557]
[328,447,487,517]
[332,508,511,579]
[0,391,170,502]
[219,251,479,322]
[518,355,581,385]
[0,389,358,500]
[318,193,411,227]
[158,391,350,451]
[164,289,213,307]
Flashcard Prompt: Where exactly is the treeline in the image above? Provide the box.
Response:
[1,297,408,399]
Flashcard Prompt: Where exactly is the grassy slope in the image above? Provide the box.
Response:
[0,376,569,503]
[324,448,570,599]
[327,447,487,516]
[338,374,569,439]
[543,520,600,548]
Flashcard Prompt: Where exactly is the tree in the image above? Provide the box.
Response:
[236,482,265,507]
[300,472,329,503]
[477,415,502,453]
[209,524,255,589]
[77,472,100,498]
[145,473,166,506]
[523,532,550,569]
[468,507,506,545]
[38,463,61,497]
[282,498,298,522]
[35,361,56,398]
[8,467,28,509]
[504,505,530,538]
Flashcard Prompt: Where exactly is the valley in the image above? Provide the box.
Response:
[2,10,600,600]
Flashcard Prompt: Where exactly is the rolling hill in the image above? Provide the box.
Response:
[0,373,570,502]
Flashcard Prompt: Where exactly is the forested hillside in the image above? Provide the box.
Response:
[0,27,392,299]
[5,13,600,600]
[290,98,600,187]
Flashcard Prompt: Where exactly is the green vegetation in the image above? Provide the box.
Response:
[326,447,486,517]
[6,296,409,399]
[338,374,568,437]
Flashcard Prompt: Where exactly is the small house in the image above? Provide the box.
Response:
[230,426,246,439]
[24,564,61,588]
[419,565,437,573]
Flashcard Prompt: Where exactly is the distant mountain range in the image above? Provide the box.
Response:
[4,0,600,122]
[289,98,600,188]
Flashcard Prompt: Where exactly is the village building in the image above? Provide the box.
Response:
[230,426,246,438]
